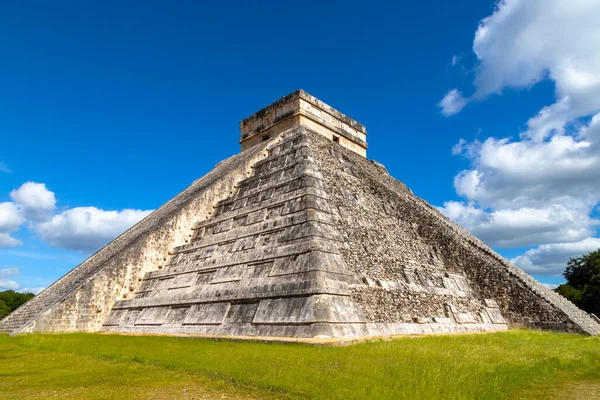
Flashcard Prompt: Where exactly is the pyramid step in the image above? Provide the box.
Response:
[5,92,599,338]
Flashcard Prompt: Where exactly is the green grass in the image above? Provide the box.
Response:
[1,330,599,399]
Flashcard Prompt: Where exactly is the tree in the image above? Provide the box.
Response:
[555,249,600,316]
[0,290,35,320]
[0,301,10,320]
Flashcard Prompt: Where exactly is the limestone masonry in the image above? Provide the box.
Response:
[240,90,367,157]
[2,90,599,338]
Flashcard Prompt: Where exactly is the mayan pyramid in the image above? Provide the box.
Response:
[2,90,599,338]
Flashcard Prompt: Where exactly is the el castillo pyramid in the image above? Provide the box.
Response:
[2,90,599,338]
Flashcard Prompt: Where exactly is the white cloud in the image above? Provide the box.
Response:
[0,267,21,291]
[0,162,12,173]
[0,202,25,232]
[0,268,19,278]
[19,287,45,295]
[0,183,55,248]
[1,180,154,254]
[441,0,600,130]
[0,279,20,290]
[472,0,600,110]
[444,119,600,249]
[0,182,154,291]
[512,238,600,276]
[451,139,468,156]
[452,129,600,210]
[36,207,152,252]
[439,201,596,248]
[0,233,22,248]
[0,250,57,260]
[10,182,56,222]
[542,283,559,290]
[439,89,469,116]
[0,269,20,290]
[439,0,600,276]
[10,182,56,211]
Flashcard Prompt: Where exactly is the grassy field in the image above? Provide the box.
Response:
[1,330,599,399]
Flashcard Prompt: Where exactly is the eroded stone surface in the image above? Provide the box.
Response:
[0,140,272,334]
[102,130,368,337]
[2,92,599,339]
[239,90,368,157]
[306,131,600,335]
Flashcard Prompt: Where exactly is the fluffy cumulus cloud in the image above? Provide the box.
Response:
[0,180,154,290]
[512,238,600,276]
[472,0,600,139]
[0,182,56,248]
[0,181,153,254]
[0,268,19,279]
[0,268,20,290]
[0,233,22,248]
[10,181,56,221]
[0,279,19,290]
[438,202,595,249]
[0,202,25,231]
[438,0,600,275]
[0,268,45,293]
[442,0,600,130]
[36,207,152,252]
[439,89,469,116]
[0,201,25,248]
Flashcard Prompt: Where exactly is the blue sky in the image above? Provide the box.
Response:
[1,0,599,293]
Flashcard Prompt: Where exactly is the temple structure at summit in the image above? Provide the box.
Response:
[239,90,368,157]
[2,90,599,338]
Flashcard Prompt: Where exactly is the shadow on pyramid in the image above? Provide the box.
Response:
[2,90,599,339]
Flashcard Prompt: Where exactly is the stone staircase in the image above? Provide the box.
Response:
[0,256,107,333]
[101,129,369,338]
[0,145,269,335]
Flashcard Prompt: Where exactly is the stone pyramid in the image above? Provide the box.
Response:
[2,90,599,338]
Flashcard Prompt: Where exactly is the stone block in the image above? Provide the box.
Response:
[183,303,230,325]
[136,279,158,294]
[214,219,233,233]
[479,311,492,324]
[103,309,127,326]
[254,295,365,324]
[269,253,349,276]
[231,236,257,252]
[484,299,499,308]
[442,277,460,292]
[211,266,246,284]
[246,209,267,225]
[170,273,197,289]
[224,302,259,324]
[454,313,476,324]
[485,308,506,324]
[454,276,472,292]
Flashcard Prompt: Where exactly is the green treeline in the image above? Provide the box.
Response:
[555,249,600,316]
[0,290,35,320]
